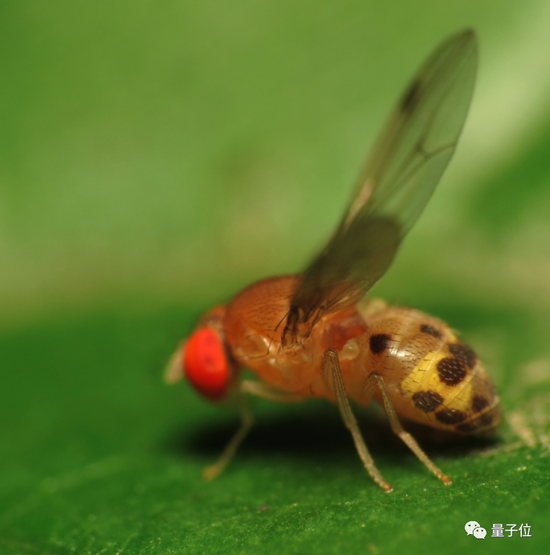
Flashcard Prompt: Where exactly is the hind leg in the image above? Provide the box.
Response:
[365,372,452,485]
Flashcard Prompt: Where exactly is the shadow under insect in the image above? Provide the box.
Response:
[171,404,500,470]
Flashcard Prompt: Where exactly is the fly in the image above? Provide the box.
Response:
[166,29,500,491]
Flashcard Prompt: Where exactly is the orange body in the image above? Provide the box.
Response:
[221,275,500,434]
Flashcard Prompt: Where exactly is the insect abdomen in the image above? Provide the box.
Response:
[354,307,500,434]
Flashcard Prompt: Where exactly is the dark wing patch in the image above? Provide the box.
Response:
[401,78,423,113]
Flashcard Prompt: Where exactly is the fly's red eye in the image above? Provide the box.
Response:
[183,328,229,401]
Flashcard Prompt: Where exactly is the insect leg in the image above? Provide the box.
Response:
[202,381,303,480]
[164,341,185,384]
[367,372,452,485]
[322,349,392,492]
[240,380,305,403]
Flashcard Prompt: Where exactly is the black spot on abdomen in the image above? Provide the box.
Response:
[369,334,392,355]
[420,324,442,339]
[472,395,489,413]
[437,356,467,386]
[457,406,500,434]
[449,342,477,369]
[412,390,444,413]
[478,412,494,427]
[435,408,467,425]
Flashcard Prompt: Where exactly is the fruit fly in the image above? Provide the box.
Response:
[166,29,500,491]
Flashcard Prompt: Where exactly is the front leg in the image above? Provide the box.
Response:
[203,381,304,480]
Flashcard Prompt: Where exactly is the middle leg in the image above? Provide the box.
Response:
[322,349,393,491]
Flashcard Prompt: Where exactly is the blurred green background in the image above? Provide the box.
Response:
[1,1,549,554]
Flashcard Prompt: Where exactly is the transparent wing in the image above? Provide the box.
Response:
[282,29,478,346]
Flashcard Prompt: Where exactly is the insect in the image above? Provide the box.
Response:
[166,29,500,491]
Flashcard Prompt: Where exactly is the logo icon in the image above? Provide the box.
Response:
[474,527,487,539]
[465,521,486,539]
